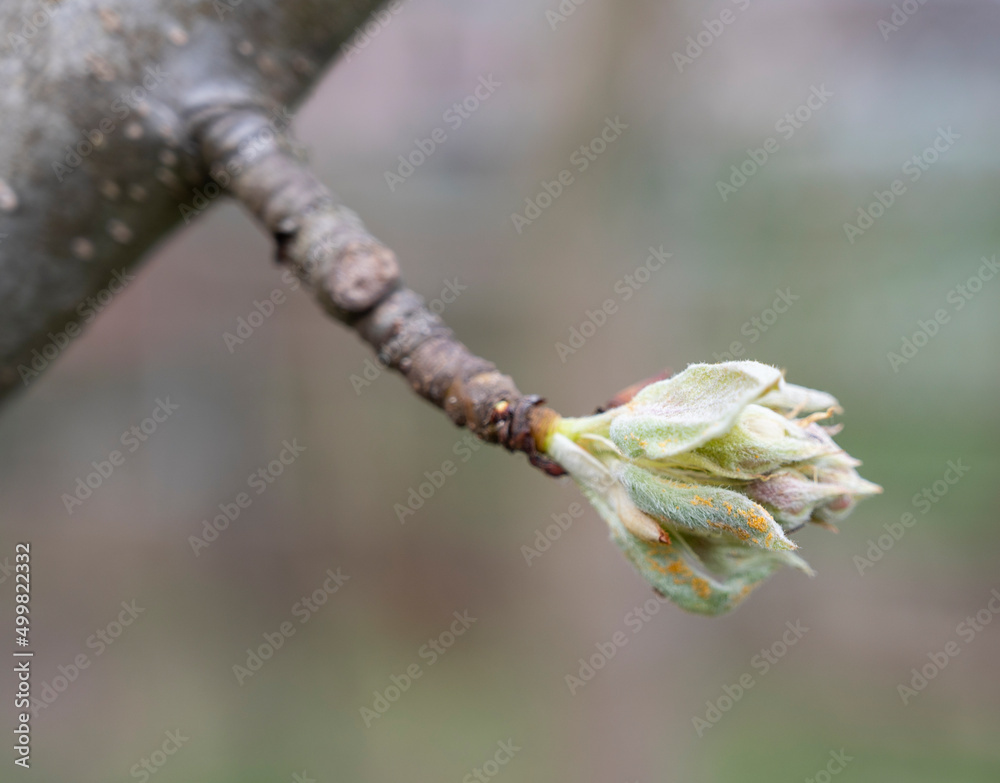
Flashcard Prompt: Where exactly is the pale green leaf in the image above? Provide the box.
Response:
[609,361,782,460]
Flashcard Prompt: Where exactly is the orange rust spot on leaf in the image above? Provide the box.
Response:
[666,560,692,577]
[645,555,671,576]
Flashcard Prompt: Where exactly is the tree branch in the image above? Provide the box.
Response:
[0,0,566,472]
[192,105,565,475]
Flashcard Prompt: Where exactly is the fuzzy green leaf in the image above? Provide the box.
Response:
[609,361,782,460]
[608,526,801,616]
[616,462,795,551]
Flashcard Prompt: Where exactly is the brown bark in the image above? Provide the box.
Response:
[193,106,565,475]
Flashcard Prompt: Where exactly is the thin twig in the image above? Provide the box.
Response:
[191,105,565,475]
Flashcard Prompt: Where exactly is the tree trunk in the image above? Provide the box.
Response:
[0,0,384,398]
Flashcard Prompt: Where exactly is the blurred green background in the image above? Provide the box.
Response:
[2,0,999,781]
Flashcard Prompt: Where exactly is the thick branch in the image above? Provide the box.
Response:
[0,0,387,400]
[193,106,565,475]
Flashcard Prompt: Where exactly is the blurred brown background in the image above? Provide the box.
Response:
[2,0,999,780]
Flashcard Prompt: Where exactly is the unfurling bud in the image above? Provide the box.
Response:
[542,361,881,615]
